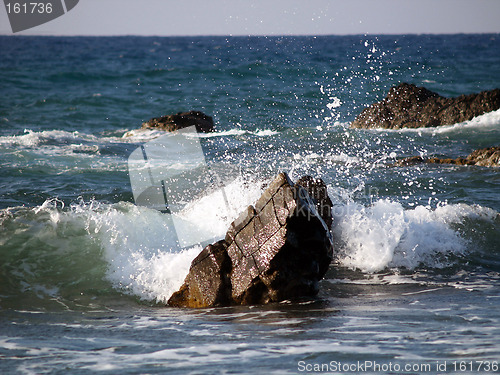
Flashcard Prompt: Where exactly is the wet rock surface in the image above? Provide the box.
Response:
[351,83,500,129]
[167,240,231,308]
[466,147,500,167]
[141,110,214,133]
[168,173,334,308]
[295,175,334,229]
[394,147,500,168]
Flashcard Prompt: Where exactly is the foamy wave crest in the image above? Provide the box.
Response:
[2,199,204,305]
[0,128,145,150]
[0,129,98,148]
[393,108,500,134]
[121,129,170,141]
[77,202,202,303]
[123,128,279,140]
[77,176,263,303]
[0,173,265,305]
[0,129,136,173]
[0,129,130,158]
[333,200,498,272]
[191,128,279,138]
[432,108,500,134]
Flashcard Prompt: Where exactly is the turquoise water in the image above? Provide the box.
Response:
[1,35,500,374]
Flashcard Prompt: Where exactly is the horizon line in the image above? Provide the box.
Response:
[1,31,499,38]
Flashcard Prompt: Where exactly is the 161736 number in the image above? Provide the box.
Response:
[453,361,499,372]
[6,2,53,14]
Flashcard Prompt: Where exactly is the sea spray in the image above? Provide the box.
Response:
[0,174,269,306]
[1,35,500,373]
[1,172,498,307]
[80,176,264,303]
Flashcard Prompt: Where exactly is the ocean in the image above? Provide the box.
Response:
[0,34,499,374]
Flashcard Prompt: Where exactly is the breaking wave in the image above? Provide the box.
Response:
[386,108,500,135]
[1,178,498,310]
[333,200,499,272]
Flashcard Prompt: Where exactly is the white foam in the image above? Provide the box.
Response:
[123,128,279,140]
[291,151,361,169]
[0,128,160,150]
[177,175,264,240]
[95,178,262,302]
[0,129,98,148]
[384,108,500,135]
[431,108,500,134]
[87,203,203,302]
[326,97,342,110]
[0,129,134,173]
[198,128,247,137]
[49,175,265,304]
[121,128,170,141]
[326,152,362,165]
[197,128,279,138]
[253,129,279,137]
[332,200,498,272]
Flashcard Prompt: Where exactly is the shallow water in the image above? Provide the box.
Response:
[1,35,499,374]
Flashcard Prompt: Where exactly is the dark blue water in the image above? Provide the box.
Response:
[1,35,499,374]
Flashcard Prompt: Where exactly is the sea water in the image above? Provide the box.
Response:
[0,35,499,374]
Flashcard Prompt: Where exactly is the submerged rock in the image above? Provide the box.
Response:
[168,173,334,308]
[467,147,500,167]
[394,147,500,168]
[393,155,426,167]
[351,83,500,129]
[141,110,214,133]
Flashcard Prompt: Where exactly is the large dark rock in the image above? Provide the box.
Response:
[168,173,334,308]
[394,146,500,168]
[295,175,333,229]
[351,83,500,129]
[141,110,214,133]
[167,240,232,308]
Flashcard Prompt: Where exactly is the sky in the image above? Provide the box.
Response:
[1,0,500,36]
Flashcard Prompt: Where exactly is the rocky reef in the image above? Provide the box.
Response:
[394,147,500,168]
[168,172,334,308]
[141,110,214,133]
[351,83,500,129]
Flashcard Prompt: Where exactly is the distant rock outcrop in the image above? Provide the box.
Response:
[394,147,500,168]
[141,110,214,133]
[168,173,334,308]
[351,83,500,129]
